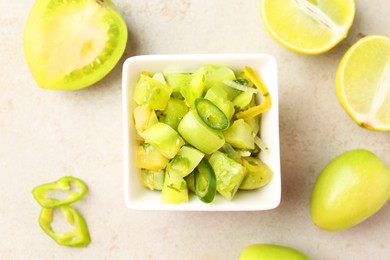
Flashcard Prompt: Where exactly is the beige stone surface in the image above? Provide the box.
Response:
[1,0,389,259]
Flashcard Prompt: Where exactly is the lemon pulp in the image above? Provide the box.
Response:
[260,0,355,54]
[336,35,390,131]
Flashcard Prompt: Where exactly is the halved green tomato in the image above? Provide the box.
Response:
[195,98,229,130]
[24,0,128,90]
[194,160,217,203]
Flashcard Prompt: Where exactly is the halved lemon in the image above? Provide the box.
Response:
[336,35,390,131]
[259,0,356,55]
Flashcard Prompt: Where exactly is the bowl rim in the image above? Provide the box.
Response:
[122,53,281,211]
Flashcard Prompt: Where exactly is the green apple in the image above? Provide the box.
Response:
[310,149,390,231]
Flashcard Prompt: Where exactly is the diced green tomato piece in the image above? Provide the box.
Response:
[178,110,225,154]
[172,146,205,177]
[209,151,247,200]
[135,143,169,171]
[194,159,217,203]
[185,172,195,193]
[195,98,229,130]
[133,74,172,110]
[223,119,255,150]
[233,91,254,110]
[164,73,192,95]
[205,84,228,99]
[162,165,188,204]
[133,106,158,133]
[159,98,189,130]
[215,82,241,100]
[141,122,185,159]
[141,169,164,191]
[204,86,235,120]
[240,157,273,190]
[180,67,205,107]
[220,143,242,163]
[203,64,236,91]
[152,72,166,83]
[244,115,260,138]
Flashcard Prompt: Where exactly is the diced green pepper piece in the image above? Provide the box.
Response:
[223,119,255,150]
[39,205,91,247]
[135,143,169,171]
[180,67,205,107]
[204,86,235,120]
[209,151,247,200]
[194,159,217,203]
[171,146,205,177]
[159,98,189,130]
[240,157,273,190]
[178,110,225,154]
[141,169,164,191]
[32,176,88,208]
[195,98,229,130]
[133,74,172,110]
[162,164,189,204]
[141,122,185,159]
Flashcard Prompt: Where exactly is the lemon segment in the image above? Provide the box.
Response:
[336,35,390,131]
[260,0,355,54]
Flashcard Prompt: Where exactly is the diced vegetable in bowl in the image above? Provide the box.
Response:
[122,54,280,211]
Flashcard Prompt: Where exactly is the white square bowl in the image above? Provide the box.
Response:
[122,54,280,211]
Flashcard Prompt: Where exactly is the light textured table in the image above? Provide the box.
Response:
[1,0,389,259]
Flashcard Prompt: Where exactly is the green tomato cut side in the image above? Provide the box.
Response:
[135,143,169,171]
[209,151,247,200]
[159,98,189,130]
[141,122,185,159]
[180,67,205,107]
[162,163,189,204]
[203,64,236,91]
[223,119,255,150]
[173,146,205,178]
[141,169,164,191]
[24,0,128,90]
[240,157,273,190]
[133,74,172,110]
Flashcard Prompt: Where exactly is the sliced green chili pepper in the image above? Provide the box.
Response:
[32,176,88,208]
[195,98,229,130]
[39,205,91,247]
[236,66,272,120]
[194,159,217,203]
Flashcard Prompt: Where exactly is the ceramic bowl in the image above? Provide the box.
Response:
[122,54,281,211]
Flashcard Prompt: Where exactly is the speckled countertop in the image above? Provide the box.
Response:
[1,0,389,259]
